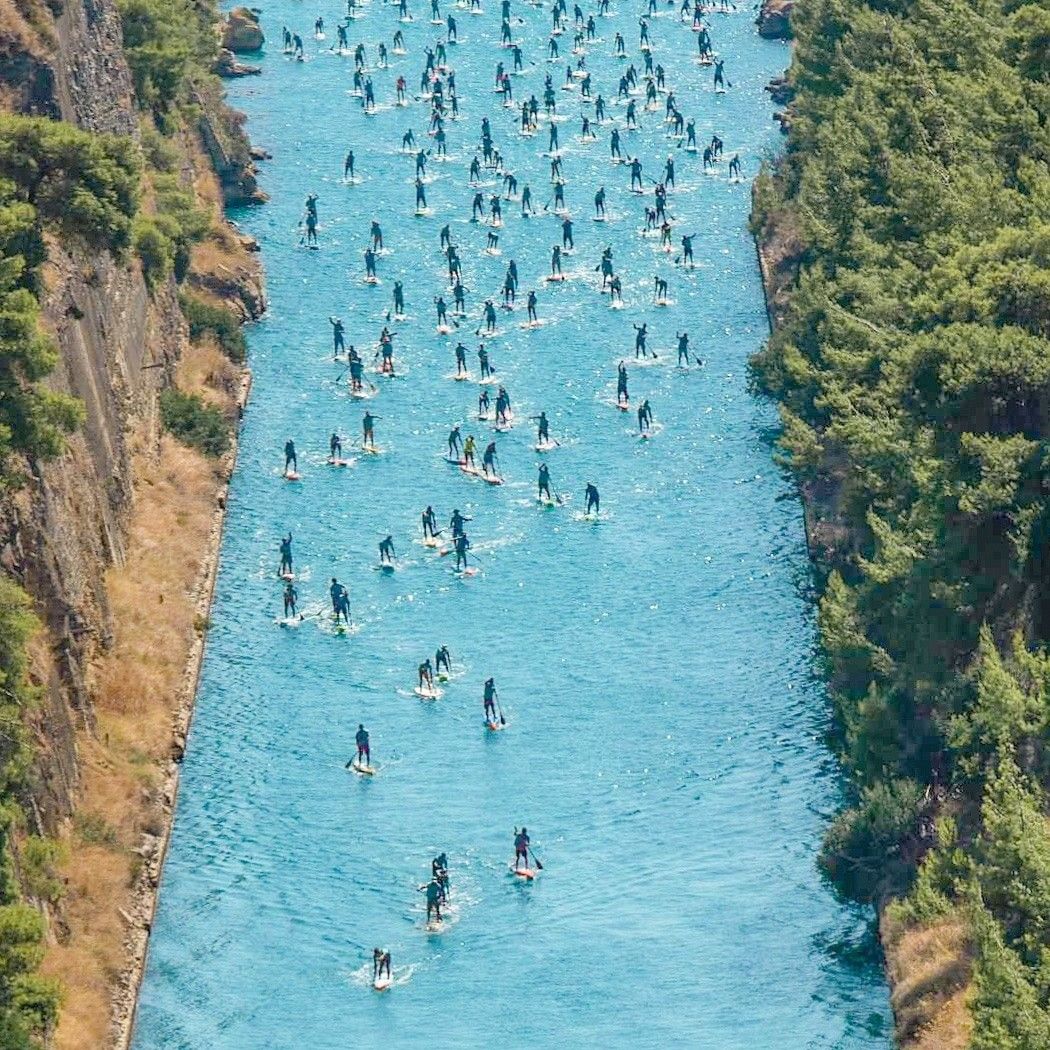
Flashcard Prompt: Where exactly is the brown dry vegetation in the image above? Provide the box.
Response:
[0,0,54,59]
[883,910,974,1050]
[178,335,241,410]
[40,433,223,1050]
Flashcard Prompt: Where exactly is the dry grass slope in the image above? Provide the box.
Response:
[883,910,974,1050]
[41,434,222,1049]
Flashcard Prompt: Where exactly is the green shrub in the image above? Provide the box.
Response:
[0,904,58,1042]
[179,291,246,363]
[133,214,173,288]
[19,838,65,906]
[72,813,117,849]
[820,778,923,902]
[118,0,216,116]
[160,388,230,457]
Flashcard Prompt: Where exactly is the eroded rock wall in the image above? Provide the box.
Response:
[0,0,180,827]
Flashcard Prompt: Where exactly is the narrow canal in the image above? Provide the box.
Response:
[134,0,892,1044]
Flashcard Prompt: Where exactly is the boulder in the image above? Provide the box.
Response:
[756,0,794,39]
[765,76,794,106]
[222,7,264,52]
[214,48,262,77]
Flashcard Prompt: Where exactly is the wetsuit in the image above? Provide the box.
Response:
[514,829,530,868]
[454,533,470,570]
[436,647,452,675]
[422,506,439,538]
[425,879,443,922]
[330,318,345,355]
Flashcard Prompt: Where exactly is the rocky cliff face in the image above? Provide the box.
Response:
[0,0,187,828]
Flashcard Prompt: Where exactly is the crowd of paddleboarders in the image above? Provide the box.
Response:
[268,0,745,988]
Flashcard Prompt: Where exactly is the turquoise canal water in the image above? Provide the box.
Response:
[134,0,892,1045]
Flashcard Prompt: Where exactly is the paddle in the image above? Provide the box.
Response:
[528,847,544,871]
[495,691,507,727]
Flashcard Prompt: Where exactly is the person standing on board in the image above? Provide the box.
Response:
[346,724,370,769]
[514,827,530,869]
[484,678,499,723]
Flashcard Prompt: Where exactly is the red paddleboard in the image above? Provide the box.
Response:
[510,866,535,880]
[486,720,504,731]
[285,471,301,481]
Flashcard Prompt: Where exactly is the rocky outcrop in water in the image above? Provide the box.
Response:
[215,48,262,77]
[222,7,265,52]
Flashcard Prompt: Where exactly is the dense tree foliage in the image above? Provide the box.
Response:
[0,581,62,1046]
[751,0,1050,1036]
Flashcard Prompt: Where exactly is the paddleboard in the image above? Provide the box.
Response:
[509,866,535,880]
[486,719,504,731]
[373,975,392,991]
[348,760,375,775]
[327,458,352,467]
[414,685,444,699]
[284,471,301,481]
